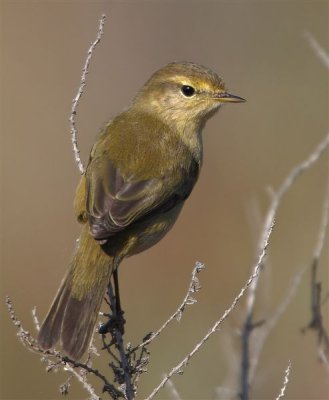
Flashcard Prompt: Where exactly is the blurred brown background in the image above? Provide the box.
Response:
[1,1,328,399]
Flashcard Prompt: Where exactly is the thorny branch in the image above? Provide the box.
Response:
[69,14,106,174]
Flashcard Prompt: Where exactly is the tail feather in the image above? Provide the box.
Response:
[60,278,109,360]
[37,275,71,350]
[38,225,113,360]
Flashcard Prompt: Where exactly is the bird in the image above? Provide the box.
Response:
[38,61,245,360]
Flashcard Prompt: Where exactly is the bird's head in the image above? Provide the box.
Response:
[134,62,245,126]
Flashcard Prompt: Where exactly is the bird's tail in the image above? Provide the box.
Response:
[38,224,113,360]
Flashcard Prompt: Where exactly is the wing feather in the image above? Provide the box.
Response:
[86,158,171,240]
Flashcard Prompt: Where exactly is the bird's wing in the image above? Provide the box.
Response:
[85,157,188,240]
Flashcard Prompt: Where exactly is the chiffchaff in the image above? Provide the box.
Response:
[38,62,245,359]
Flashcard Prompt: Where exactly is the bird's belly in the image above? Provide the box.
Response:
[101,203,184,257]
[126,202,184,256]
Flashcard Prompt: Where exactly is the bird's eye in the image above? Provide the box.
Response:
[181,85,195,97]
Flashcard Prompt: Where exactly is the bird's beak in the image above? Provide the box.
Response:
[214,92,246,103]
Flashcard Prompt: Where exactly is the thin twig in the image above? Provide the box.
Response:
[216,331,240,400]
[163,374,182,400]
[275,360,291,400]
[300,30,329,367]
[304,31,329,68]
[302,181,329,352]
[314,180,329,261]
[5,296,112,399]
[61,360,100,400]
[248,266,306,385]
[318,348,329,375]
[146,219,275,400]
[245,131,329,326]
[32,307,40,332]
[69,14,106,174]
[135,262,205,351]
[33,306,100,396]
[240,132,329,400]
[241,33,329,399]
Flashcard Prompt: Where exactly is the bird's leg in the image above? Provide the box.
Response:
[113,268,126,334]
[99,269,125,335]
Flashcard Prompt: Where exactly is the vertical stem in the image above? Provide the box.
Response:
[240,313,252,400]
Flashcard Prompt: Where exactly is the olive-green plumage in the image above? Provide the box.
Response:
[38,62,245,359]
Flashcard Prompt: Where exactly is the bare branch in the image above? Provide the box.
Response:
[245,132,329,323]
[264,132,329,238]
[318,348,329,375]
[32,307,40,332]
[248,266,306,384]
[304,31,329,68]
[302,181,329,354]
[5,296,113,399]
[61,361,101,400]
[146,219,275,400]
[150,128,328,398]
[275,360,291,400]
[136,261,205,350]
[297,30,329,370]
[69,14,106,174]
[163,374,182,400]
[314,180,329,261]
[240,132,329,399]
[216,331,240,399]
